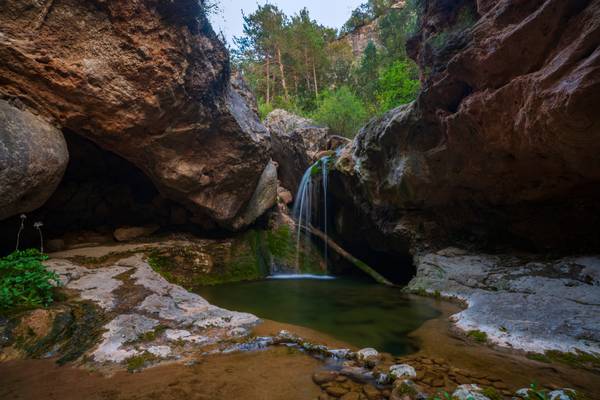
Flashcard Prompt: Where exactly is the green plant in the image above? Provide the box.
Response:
[376,60,420,112]
[482,387,502,400]
[525,383,548,400]
[466,329,488,343]
[0,249,60,312]
[125,352,156,372]
[311,86,368,138]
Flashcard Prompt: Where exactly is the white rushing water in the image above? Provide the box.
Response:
[291,156,331,271]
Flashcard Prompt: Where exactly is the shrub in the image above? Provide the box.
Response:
[376,60,420,112]
[311,86,368,138]
[0,249,60,312]
[467,329,488,343]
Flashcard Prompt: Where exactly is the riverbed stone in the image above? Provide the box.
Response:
[452,384,491,400]
[548,389,578,400]
[313,370,339,385]
[390,364,417,380]
[325,385,349,398]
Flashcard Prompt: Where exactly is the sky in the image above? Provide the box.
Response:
[210,0,365,45]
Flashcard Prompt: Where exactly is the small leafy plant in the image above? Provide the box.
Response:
[0,249,60,312]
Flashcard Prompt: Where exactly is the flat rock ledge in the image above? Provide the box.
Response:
[407,248,600,355]
[45,254,259,365]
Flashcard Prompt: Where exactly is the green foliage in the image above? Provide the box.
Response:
[311,86,368,138]
[258,100,274,120]
[0,249,59,312]
[482,387,502,400]
[376,60,420,112]
[466,329,488,343]
[235,0,423,131]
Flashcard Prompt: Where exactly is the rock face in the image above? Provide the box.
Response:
[44,252,259,364]
[0,0,271,229]
[335,0,600,250]
[265,109,332,195]
[0,100,69,220]
[407,248,600,354]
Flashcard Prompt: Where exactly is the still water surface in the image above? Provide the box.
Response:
[197,277,441,355]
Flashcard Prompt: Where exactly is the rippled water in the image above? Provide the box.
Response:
[197,277,441,355]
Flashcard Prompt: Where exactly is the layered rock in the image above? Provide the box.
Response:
[335,0,600,250]
[265,109,342,196]
[0,0,273,229]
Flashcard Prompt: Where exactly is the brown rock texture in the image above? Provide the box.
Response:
[0,99,68,220]
[336,0,600,250]
[0,0,271,229]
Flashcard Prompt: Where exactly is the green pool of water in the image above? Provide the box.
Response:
[196,277,442,355]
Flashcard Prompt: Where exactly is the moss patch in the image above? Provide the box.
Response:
[527,350,600,371]
[482,387,502,400]
[13,301,107,365]
[466,329,488,343]
[125,352,157,372]
[147,227,325,288]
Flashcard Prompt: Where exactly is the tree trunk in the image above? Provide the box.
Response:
[302,224,394,286]
[312,60,319,99]
[276,47,289,100]
[265,56,271,105]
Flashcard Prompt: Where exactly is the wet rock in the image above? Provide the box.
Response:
[325,385,349,398]
[452,384,491,400]
[548,389,578,400]
[389,364,417,380]
[340,392,361,400]
[357,348,379,361]
[313,370,339,385]
[0,100,69,220]
[277,186,294,205]
[363,384,382,400]
[113,225,160,242]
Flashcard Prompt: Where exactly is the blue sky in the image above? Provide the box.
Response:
[210,0,365,45]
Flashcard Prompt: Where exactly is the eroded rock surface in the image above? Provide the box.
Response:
[335,0,600,249]
[44,253,259,364]
[265,109,332,195]
[0,0,271,229]
[0,100,68,220]
[407,248,600,354]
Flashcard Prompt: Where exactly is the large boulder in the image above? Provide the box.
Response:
[0,100,68,220]
[265,109,332,195]
[0,0,271,229]
[335,0,600,250]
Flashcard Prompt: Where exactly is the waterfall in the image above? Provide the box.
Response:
[291,156,331,271]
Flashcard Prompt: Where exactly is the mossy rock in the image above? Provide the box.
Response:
[6,301,107,365]
[147,226,326,288]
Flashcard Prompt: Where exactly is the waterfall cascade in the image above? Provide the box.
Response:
[291,156,331,272]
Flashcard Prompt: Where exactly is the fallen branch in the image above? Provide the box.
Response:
[300,224,394,286]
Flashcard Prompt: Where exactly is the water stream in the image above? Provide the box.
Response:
[291,156,331,272]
